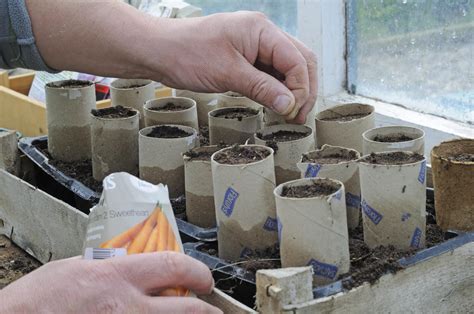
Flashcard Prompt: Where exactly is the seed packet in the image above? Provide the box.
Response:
[83,172,187,296]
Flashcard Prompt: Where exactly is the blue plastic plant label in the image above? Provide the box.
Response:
[220,187,239,217]
[346,192,361,208]
[307,258,338,280]
[361,200,383,225]
[418,160,426,184]
[305,164,321,178]
[410,227,423,248]
[263,217,278,232]
[277,217,283,242]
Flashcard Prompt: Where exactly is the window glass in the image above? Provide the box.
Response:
[347,0,473,124]
[186,0,297,35]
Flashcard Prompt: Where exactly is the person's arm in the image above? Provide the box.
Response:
[0,252,221,313]
[24,0,316,123]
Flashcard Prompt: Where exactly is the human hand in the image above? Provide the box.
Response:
[150,12,317,123]
[0,252,221,313]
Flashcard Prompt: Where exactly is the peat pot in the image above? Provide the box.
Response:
[431,139,474,232]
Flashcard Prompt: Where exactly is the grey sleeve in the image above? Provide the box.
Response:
[0,0,58,72]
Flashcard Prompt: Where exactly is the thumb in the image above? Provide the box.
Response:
[232,62,296,117]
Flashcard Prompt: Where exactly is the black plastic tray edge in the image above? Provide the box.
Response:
[185,231,473,299]
[18,136,218,242]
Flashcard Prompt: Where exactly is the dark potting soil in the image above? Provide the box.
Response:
[320,112,371,122]
[0,235,41,289]
[302,151,359,164]
[149,102,187,111]
[200,243,281,274]
[213,145,270,165]
[448,153,474,162]
[281,180,340,198]
[199,126,210,146]
[123,83,148,88]
[372,133,415,143]
[46,79,93,89]
[146,125,192,138]
[341,222,445,290]
[91,106,136,119]
[258,130,310,142]
[362,152,424,165]
[214,108,258,121]
[39,147,103,192]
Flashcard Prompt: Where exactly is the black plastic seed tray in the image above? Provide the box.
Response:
[18,136,217,243]
[183,189,472,305]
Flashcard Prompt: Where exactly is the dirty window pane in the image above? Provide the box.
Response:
[347,0,473,124]
[185,0,297,35]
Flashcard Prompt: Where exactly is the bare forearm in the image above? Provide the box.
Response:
[26,0,160,80]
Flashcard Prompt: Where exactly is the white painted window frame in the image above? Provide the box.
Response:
[297,0,472,157]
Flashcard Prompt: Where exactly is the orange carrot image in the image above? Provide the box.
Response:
[97,206,187,297]
[128,209,159,254]
[100,219,146,248]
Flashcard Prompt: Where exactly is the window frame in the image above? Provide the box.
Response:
[296,0,472,157]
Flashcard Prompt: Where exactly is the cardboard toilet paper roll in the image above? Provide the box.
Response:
[175,89,217,127]
[297,145,361,230]
[359,151,427,250]
[139,125,199,198]
[184,145,220,228]
[91,107,139,181]
[315,103,375,152]
[209,107,262,145]
[110,79,155,129]
[45,80,95,161]
[274,177,350,285]
[254,124,314,185]
[144,96,199,130]
[362,126,425,155]
[211,145,278,261]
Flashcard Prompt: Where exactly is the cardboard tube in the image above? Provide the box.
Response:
[91,108,139,181]
[264,105,317,132]
[315,103,375,152]
[217,91,262,111]
[359,151,427,250]
[144,97,199,130]
[139,125,198,198]
[45,80,95,162]
[175,89,217,127]
[183,146,220,228]
[297,145,361,230]
[209,107,263,145]
[431,139,474,232]
[274,178,350,285]
[211,145,278,260]
[362,126,425,155]
[110,79,155,129]
[254,124,315,185]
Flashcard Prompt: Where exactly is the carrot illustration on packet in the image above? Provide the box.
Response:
[99,206,187,296]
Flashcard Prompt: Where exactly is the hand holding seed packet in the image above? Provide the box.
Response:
[83,172,187,296]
